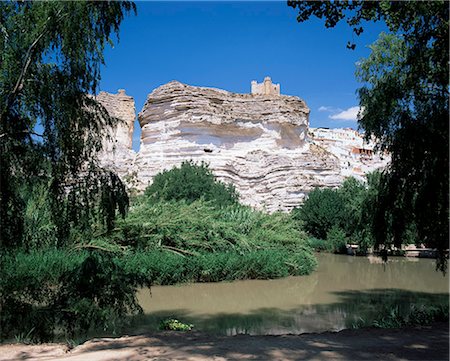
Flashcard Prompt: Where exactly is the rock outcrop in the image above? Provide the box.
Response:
[135,80,342,212]
[309,128,389,181]
[97,89,136,181]
[98,80,389,212]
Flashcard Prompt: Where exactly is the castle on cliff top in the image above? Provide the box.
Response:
[251,76,280,96]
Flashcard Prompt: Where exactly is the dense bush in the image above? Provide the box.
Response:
[144,161,238,207]
[123,248,316,284]
[293,187,345,240]
[1,192,318,341]
[306,237,328,252]
[294,173,391,252]
[1,249,141,342]
[114,199,311,254]
[351,304,449,330]
[326,226,348,254]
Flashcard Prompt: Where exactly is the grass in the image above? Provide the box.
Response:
[123,248,316,285]
[350,304,449,329]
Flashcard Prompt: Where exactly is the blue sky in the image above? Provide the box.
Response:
[99,2,387,151]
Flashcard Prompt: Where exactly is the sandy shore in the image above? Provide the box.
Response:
[1,322,448,361]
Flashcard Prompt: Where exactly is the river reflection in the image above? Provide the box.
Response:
[134,254,449,335]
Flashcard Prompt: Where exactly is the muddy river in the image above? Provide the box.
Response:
[135,253,449,335]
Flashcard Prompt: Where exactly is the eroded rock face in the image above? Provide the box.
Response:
[309,128,390,182]
[97,81,388,212]
[96,89,136,181]
[134,81,342,212]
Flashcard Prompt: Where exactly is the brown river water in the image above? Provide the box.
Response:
[134,253,449,335]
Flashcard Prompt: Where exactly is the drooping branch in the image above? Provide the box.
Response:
[2,8,65,118]
[0,129,44,139]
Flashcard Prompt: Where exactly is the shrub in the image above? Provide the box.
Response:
[22,184,59,249]
[122,248,316,285]
[144,161,238,207]
[0,248,220,341]
[293,188,345,240]
[294,175,389,252]
[115,200,310,254]
[307,237,328,251]
[326,226,348,254]
[372,304,449,328]
[159,318,193,331]
[1,249,141,342]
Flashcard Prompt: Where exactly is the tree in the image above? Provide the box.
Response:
[145,161,239,207]
[338,177,365,237]
[288,1,449,271]
[293,187,345,240]
[0,2,139,341]
[295,176,378,253]
[0,2,135,249]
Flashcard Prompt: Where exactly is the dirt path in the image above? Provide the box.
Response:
[1,322,448,361]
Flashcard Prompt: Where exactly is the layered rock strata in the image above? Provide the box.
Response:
[97,89,136,181]
[134,81,341,212]
[98,81,388,212]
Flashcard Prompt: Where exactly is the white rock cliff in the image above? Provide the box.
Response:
[97,89,136,182]
[98,79,389,212]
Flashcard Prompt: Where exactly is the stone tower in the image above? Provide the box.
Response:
[251,76,280,96]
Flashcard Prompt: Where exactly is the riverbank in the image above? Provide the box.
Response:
[1,322,448,361]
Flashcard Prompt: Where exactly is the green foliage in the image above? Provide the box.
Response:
[159,318,194,331]
[1,245,317,341]
[357,32,449,271]
[288,0,449,271]
[22,182,59,249]
[338,178,365,236]
[306,237,328,252]
[16,170,129,250]
[295,174,387,253]
[1,191,318,341]
[1,249,142,342]
[57,251,141,336]
[292,188,344,240]
[0,3,135,341]
[326,226,347,254]
[145,161,238,207]
[0,2,135,249]
[115,198,311,255]
[125,248,315,285]
[371,304,449,329]
[113,190,317,282]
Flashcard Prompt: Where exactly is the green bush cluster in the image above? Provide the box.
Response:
[306,237,328,252]
[145,161,238,207]
[159,318,194,331]
[294,173,386,254]
[326,226,348,254]
[113,197,317,282]
[114,199,309,253]
[1,249,141,342]
[124,248,316,285]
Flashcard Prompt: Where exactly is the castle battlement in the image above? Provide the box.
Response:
[251,76,280,96]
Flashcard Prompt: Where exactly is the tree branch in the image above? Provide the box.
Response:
[0,130,44,139]
[3,7,65,116]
